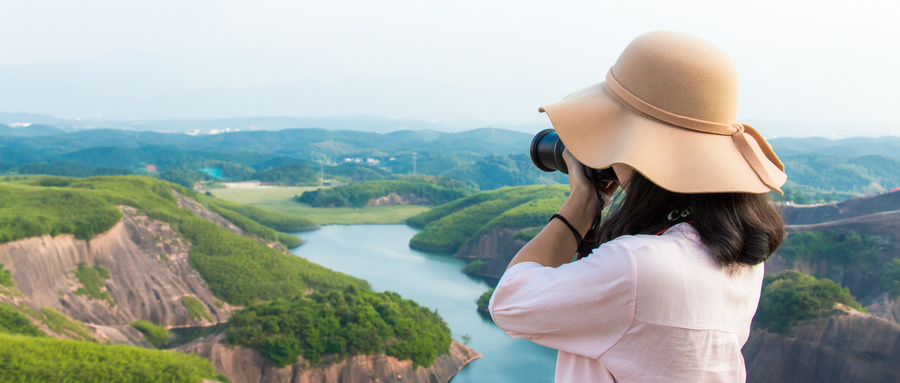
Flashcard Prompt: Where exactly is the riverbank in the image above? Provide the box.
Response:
[205,186,430,224]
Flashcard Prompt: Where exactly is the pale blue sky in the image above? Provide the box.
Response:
[1,0,898,135]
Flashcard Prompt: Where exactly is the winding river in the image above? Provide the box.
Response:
[292,224,557,382]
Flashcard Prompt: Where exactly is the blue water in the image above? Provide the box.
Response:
[292,225,557,382]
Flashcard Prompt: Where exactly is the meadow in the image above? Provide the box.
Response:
[206,186,430,225]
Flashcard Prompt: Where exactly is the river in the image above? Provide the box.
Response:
[292,224,557,382]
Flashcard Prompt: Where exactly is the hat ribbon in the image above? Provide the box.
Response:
[605,70,784,193]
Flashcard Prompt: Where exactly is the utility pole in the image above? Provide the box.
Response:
[412,152,417,176]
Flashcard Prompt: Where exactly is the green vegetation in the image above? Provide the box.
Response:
[130,320,171,349]
[477,289,494,313]
[0,175,455,370]
[226,285,452,368]
[295,176,471,208]
[779,230,880,271]
[23,307,96,341]
[209,186,429,224]
[0,176,367,305]
[779,153,900,201]
[408,185,568,254]
[199,195,317,232]
[0,178,123,244]
[198,195,305,248]
[463,260,485,276]
[753,270,864,334]
[0,263,13,287]
[0,302,45,337]
[881,259,900,299]
[181,296,213,323]
[0,333,219,383]
[72,263,114,306]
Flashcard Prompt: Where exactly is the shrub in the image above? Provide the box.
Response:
[753,270,864,334]
[180,296,213,323]
[0,333,217,382]
[0,302,45,337]
[779,230,880,271]
[72,264,114,306]
[130,320,170,349]
[463,260,485,276]
[881,259,900,299]
[226,285,452,368]
[476,289,494,313]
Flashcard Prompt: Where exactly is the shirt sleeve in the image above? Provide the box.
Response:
[488,242,637,359]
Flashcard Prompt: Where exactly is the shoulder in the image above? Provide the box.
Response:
[604,223,703,259]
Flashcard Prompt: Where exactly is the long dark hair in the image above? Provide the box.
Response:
[596,171,784,266]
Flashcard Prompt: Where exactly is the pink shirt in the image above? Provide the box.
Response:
[489,223,763,382]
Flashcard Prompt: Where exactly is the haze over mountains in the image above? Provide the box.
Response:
[1,48,898,137]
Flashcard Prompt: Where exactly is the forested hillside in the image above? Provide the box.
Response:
[295,176,471,208]
[3,125,899,195]
[0,175,458,380]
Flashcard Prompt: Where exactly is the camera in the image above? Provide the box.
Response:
[530,129,618,182]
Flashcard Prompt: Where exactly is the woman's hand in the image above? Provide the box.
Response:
[504,150,620,270]
[558,150,618,235]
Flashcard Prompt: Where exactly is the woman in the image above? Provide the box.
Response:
[489,31,786,382]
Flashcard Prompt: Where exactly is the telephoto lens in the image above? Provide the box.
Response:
[530,129,618,182]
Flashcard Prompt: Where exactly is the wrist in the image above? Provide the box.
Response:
[558,195,600,235]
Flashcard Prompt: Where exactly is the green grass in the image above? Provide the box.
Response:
[0,333,219,383]
[181,296,213,323]
[209,186,429,224]
[206,186,322,204]
[408,185,568,254]
[36,307,95,342]
[73,263,114,306]
[130,320,170,349]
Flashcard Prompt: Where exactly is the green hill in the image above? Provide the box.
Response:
[0,174,453,371]
[295,176,471,208]
[407,185,569,254]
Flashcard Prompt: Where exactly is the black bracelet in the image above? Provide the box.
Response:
[550,214,584,251]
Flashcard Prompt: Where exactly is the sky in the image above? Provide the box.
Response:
[1,0,899,136]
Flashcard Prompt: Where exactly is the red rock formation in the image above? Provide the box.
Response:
[177,333,481,383]
[0,206,232,343]
[742,304,900,383]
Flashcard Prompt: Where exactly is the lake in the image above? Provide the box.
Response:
[292,225,557,382]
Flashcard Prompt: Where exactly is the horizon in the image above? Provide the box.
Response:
[2,1,899,137]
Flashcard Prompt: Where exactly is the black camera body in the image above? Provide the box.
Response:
[530,129,618,182]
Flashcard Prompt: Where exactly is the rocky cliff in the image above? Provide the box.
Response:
[454,228,528,281]
[177,333,481,383]
[0,205,233,344]
[742,304,900,383]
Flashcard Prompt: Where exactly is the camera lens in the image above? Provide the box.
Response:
[529,128,618,182]
[530,129,569,173]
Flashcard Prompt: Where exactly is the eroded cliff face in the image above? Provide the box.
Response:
[742,304,900,383]
[0,206,234,344]
[455,228,528,281]
[177,333,481,383]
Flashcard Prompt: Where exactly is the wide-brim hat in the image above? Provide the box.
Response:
[539,30,786,194]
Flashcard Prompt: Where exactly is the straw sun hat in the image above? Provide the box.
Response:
[539,30,786,194]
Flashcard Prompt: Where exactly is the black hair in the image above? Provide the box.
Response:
[596,171,784,266]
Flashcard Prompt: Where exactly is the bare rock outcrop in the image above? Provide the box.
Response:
[742,304,900,383]
[0,206,233,343]
[177,333,482,383]
[366,193,430,207]
[455,228,528,281]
